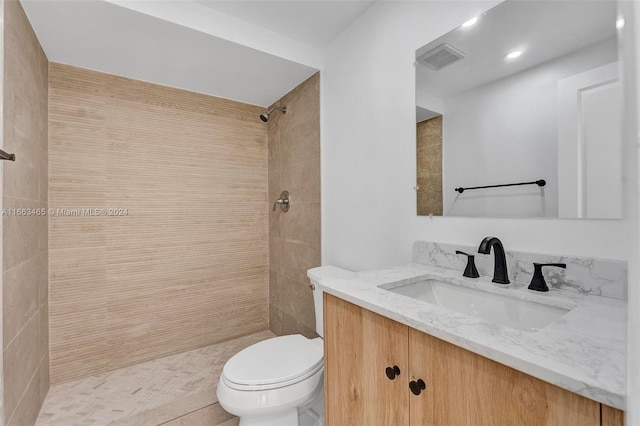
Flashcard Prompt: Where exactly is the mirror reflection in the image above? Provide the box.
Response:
[415,0,621,219]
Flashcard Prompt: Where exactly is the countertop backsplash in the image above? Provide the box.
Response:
[412,241,627,301]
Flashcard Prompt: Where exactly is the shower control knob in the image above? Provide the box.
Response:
[272,191,290,212]
[385,366,400,380]
[409,379,426,395]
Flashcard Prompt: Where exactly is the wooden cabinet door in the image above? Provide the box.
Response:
[324,294,409,426]
[409,328,600,426]
[602,405,624,426]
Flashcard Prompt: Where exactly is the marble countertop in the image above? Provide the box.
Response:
[317,263,627,410]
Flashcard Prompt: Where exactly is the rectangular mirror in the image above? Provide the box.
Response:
[415,0,622,219]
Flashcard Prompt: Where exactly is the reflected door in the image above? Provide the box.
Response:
[558,62,622,218]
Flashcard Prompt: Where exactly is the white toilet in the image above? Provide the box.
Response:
[216,266,353,426]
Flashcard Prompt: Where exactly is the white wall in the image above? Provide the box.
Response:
[622,0,639,423]
[321,0,633,271]
[416,89,443,115]
[442,39,616,218]
[0,0,4,422]
[321,0,639,419]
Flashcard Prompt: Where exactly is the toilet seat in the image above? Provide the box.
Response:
[221,335,323,391]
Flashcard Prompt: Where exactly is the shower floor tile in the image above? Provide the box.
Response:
[36,330,275,426]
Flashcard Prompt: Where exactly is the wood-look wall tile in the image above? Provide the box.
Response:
[277,274,316,332]
[3,311,41,420]
[268,303,284,336]
[269,237,281,276]
[6,368,41,426]
[39,352,50,404]
[280,159,320,204]
[278,74,320,133]
[280,241,321,285]
[267,73,320,337]
[39,300,49,358]
[3,1,50,422]
[39,146,48,201]
[3,196,42,271]
[38,252,49,306]
[280,119,320,166]
[268,271,279,307]
[3,256,41,347]
[417,116,443,216]
[4,0,41,77]
[3,122,40,201]
[280,202,320,246]
[267,113,281,171]
[270,304,317,339]
[421,144,443,175]
[48,64,269,384]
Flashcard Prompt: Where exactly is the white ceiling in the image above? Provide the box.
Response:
[196,1,376,49]
[416,0,618,101]
[20,0,375,107]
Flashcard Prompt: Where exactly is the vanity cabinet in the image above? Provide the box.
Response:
[323,294,623,426]
[323,293,408,424]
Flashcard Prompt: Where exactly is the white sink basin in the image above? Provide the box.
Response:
[384,279,571,332]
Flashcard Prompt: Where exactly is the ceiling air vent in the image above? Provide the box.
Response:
[417,43,465,71]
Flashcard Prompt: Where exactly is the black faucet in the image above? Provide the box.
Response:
[478,237,510,284]
[455,250,480,278]
[528,263,566,292]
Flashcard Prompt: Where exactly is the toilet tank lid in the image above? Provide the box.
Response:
[222,335,323,387]
[307,266,354,283]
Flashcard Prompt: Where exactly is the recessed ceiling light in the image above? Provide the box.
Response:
[616,17,625,29]
[505,50,522,60]
[462,17,478,27]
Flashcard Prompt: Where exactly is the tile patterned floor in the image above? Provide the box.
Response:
[36,330,275,426]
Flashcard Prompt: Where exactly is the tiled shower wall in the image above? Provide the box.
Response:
[2,0,50,423]
[416,116,443,216]
[268,73,321,337]
[48,64,269,384]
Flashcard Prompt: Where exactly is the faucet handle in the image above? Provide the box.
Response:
[528,263,566,292]
[455,250,480,278]
[272,191,290,212]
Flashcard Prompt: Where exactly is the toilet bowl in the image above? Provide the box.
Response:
[217,335,324,426]
[216,266,353,426]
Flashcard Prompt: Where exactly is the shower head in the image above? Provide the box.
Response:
[260,106,287,122]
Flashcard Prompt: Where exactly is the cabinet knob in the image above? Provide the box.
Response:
[409,379,426,395]
[385,366,401,380]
